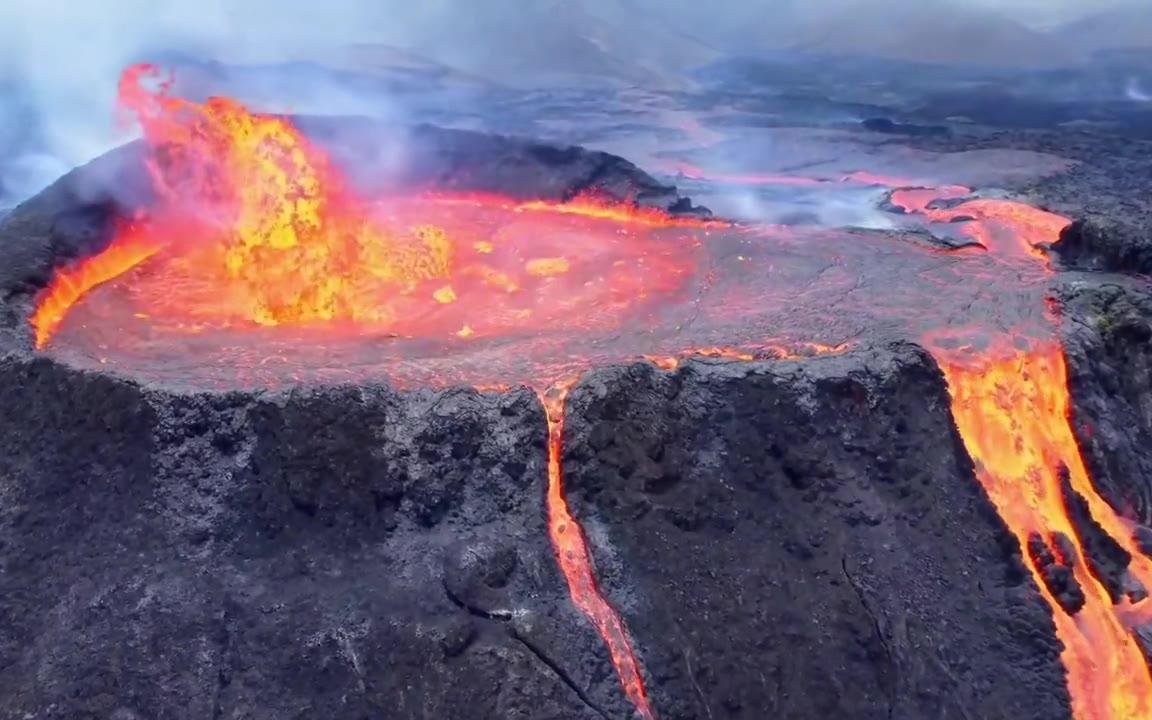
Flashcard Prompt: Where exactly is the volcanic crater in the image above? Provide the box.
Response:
[1,64,1152,720]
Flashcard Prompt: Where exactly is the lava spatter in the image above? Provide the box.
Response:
[541,381,656,720]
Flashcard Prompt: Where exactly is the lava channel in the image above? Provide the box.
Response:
[894,191,1152,720]
[542,381,655,720]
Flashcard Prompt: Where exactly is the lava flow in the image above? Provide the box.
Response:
[542,382,655,720]
[30,219,163,348]
[938,342,1152,720]
[897,193,1152,720]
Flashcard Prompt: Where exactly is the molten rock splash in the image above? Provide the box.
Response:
[119,63,445,328]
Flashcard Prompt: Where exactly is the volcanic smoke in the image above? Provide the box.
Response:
[26,64,1152,719]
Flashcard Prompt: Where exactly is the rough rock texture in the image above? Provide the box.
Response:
[1052,218,1152,276]
[562,345,1072,720]
[0,356,636,720]
[0,343,1078,719]
[1059,278,1152,530]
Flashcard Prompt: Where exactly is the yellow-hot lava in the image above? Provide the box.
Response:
[904,194,1152,720]
[119,64,444,327]
[938,343,1152,720]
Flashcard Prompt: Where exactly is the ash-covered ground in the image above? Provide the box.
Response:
[1,51,1151,720]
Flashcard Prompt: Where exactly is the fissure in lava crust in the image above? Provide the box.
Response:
[21,63,1152,719]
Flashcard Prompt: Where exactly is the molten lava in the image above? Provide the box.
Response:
[33,65,711,356]
[31,219,162,349]
[901,195,1152,720]
[938,343,1152,720]
[542,382,655,720]
[119,63,426,327]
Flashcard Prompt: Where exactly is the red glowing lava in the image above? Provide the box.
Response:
[33,65,712,355]
[937,341,1152,720]
[542,382,655,720]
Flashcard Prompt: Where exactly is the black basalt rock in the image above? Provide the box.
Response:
[0,356,632,720]
[561,344,1071,720]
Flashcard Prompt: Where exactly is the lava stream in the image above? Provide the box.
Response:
[540,382,656,720]
[938,345,1152,720]
[904,194,1152,720]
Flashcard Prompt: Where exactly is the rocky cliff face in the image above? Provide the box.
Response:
[0,343,1073,719]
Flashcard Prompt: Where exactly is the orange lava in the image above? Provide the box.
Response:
[937,342,1152,720]
[643,341,849,370]
[31,220,163,349]
[32,66,709,351]
[904,194,1152,720]
[428,191,724,229]
[892,189,1067,259]
[119,63,423,328]
[541,381,656,720]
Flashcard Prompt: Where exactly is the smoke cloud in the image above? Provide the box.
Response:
[0,0,1147,204]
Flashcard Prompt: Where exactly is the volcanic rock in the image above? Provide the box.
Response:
[0,342,1076,719]
[1060,278,1152,528]
[1027,532,1087,615]
[861,117,951,138]
[561,345,1070,720]
[295,120,710,215]
[0,357,634,720]
[1052,216,1152,275]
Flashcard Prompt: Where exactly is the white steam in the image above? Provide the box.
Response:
[0,0,401,202]
[1126,78,1151,102]
[0,0,1148,205]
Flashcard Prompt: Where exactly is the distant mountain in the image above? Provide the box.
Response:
[768,0,1084,68]
[386,0,719,88]
[639,0,1088,69]
[1058,7,1152,53]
